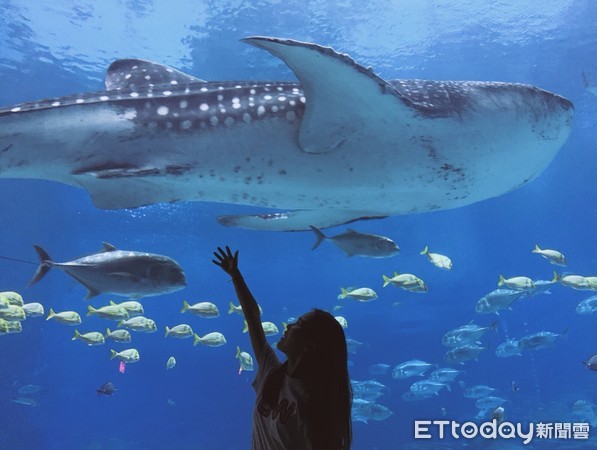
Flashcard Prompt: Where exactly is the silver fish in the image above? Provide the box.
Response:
[0,37,573,231]
[475,289,524,315]
[351,399,393,423]
[29,242,186,299]
[519,330,566,350]
[310,226,399,258]
[444,345,485,363]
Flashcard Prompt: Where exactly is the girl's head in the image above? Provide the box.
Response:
[278,309,347,368]
[276,308,352,449]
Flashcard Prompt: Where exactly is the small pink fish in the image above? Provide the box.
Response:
[119,361,126,374]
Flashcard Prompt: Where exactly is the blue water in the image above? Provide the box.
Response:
[1,1,596,449]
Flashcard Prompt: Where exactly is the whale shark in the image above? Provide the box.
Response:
[0,37,573,231]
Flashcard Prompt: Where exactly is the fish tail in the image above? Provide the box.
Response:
[242,320,249,333]
[72,329,81,340]
[165,326,170,337]
[181,301,189,314]
[117,320,124,328]
[29,245,53,286]
[532,244,541,253]
[420,245,429,255]
[86,305,96,316]
[236,346,240,358]
[309,225,326,251]
[498,274,505,286]
[339,287,348,299]
[110,349,117,360]
[282,322,288,332]
[46,308,55,321]
[382,275,391,288]
[552,271,561,282]
[105,328,111,337]
[227,302,235,314]
[193,334,201,346]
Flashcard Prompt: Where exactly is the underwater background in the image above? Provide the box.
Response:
[0,0,596,449]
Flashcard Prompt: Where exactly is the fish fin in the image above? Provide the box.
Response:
[193,334,200,346]
[105,59,206,91]
[87,305,96,316]
[181,301,189,313]
[46,308,55,321]
[29,245,53,286]
[102,243,117,252]
[73,174,185,210]
[165,326,170,337]
[382,275,391,288]
[227,302,236,315]
[420,246,429,255]
[217,210,387,231]
[242,37,416,155]
[309,225,327,250]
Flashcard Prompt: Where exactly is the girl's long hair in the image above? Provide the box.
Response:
[262,309,352,449]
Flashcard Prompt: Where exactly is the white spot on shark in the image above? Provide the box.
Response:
[123,110,137,120]
[157,106,169,116]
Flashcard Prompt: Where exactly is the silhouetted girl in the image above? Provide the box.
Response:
[213,246,352,450]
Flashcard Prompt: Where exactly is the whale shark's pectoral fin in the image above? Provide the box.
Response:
[74,173,182,209]
[217,210,387,231]
[242,37,418,154]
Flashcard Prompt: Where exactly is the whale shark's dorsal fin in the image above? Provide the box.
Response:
[105,59,206,91]
[242,37,417,154]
